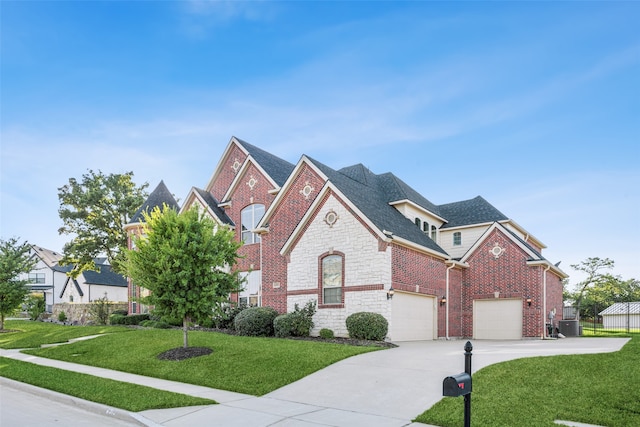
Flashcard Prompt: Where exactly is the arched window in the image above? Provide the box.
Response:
[321,254,343,305]
[241,204,265,244]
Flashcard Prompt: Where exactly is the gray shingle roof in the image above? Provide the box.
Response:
[194,187,234,226]
[235,137,295,188]
[309,158,448,255]
[130,180,180,224]
[82,263,127,287]
[438,196,508,228]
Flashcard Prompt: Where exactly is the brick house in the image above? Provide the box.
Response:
[127,137,567,340]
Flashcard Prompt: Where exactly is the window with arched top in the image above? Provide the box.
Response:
[321,254,343,305]
[241,204,265,244]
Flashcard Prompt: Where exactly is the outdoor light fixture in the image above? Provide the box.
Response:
[387,286,395,300]
[526,297,532,306]
[440,296,447,306]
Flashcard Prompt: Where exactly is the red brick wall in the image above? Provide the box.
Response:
[261,163,327,313]
[209,144,248,201]
[462,228,546,337]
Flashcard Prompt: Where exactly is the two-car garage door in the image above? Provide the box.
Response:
[473,299,522,340]
[390,292,436,341]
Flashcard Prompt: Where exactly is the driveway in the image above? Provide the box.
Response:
[139,337,629,427]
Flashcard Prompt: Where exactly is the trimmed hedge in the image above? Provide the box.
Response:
[346,312,388,341]
[234,307,278,337]
[139,319,171,329]
[319,328,334,339]
[109,313,150,325]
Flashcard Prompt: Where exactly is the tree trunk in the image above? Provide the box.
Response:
[182,317,189,348]
[0,314,4,331]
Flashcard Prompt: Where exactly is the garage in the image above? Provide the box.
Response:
[390,292,436,341]
[473,299,523,340]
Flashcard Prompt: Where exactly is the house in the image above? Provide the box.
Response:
[599,302,640,330]
[57,258,128,304]
[127,137,567,340]
[18,245,67,312]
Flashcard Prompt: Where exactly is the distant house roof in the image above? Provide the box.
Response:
[307,157,448,256]
[130,180,180,224]
[83,263,128,287]
[438,196,508,228]
[599,302,640,316]
[29,245,63,268]
[235,137,295,188]
[193,187,234,226]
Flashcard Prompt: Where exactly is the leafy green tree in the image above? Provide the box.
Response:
[569,257,615,320]
[0,238,37,330]
[580,277,640,318]
[58,169,148,278]
[25,294,46,321]
[126,206,242,348]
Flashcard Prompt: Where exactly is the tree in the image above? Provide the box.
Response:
[0,238,37,330]
[126,206,242,349]
[579,276,640,319]
[58,169,148,277]
[569,257,615,320]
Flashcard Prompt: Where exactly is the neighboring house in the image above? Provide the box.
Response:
[58,258,128,303]
[127,137,568,340]
[18,245,67,312]
[599,302,640,330]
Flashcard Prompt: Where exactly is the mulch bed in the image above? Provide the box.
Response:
[157,346,213,361]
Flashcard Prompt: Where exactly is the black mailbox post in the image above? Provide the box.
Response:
[442,341,473,427]
[443,372,472,397]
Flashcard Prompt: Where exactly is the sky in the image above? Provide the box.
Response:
[1,1,638,288]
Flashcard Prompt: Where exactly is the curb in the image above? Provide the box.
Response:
[0,376,158,427]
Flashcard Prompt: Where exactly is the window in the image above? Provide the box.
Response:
[453,232,462,246]
[414,218,421,228]
[431,225,437,241]
[238,271,262,307]
[241,204,265,244]
[423,222,429,233]
[29,273,45,284]
[322,254,343,304]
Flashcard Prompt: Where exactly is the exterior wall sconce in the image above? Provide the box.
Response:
[440,296,447,306]
[387,286,395,300]
[526,297,532,306]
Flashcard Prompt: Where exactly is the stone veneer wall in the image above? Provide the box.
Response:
[52,302,128,325]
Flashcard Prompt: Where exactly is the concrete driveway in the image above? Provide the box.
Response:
[139,337,629,427]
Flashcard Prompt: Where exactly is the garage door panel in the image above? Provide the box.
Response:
[474,299,522,340]
[391,292,435,341]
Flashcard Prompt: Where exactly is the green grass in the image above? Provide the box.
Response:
[0,320,133,349]
[415,335,640,427]
[15,322,379,396]
[0,356,215,411]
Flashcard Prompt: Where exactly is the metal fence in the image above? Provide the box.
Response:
[564,302,640,335]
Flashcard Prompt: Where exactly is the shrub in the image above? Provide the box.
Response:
[319,328,334,339]
[57,311,67,322]
[234,306,278,337]
[109,313,150,325]
[89,294,111,325]
[212,302,247,329]
[273,301,316,338]
[346,312,388,341]
[139,319,171,329]
[25,295,46,321]
[112,309,128,316]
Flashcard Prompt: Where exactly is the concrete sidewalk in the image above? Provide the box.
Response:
[0,337,629,427]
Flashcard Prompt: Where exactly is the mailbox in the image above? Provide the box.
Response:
[443,372,472,397]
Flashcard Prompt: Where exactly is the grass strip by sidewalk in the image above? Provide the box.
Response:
[0,356,215,412]
[24,327,380,396]
[414,334,639,427]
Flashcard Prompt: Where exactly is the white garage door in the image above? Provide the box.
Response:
[474,299,522,340]
[390,292,435,341]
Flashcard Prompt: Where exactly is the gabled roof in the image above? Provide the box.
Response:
[82,263,127,287]
[234,138,295,187]
[307,157,448,256]
[29,245,63,268]
[599,302,640,316]
[129,180,179,224]
[192,187,234,226]
[438,196,508,228]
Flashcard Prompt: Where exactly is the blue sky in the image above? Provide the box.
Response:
[1,1,638,286]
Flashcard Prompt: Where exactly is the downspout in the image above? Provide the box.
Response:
[542,264,551,339]
[445,262,456,340]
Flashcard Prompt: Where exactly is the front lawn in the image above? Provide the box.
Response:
[415,335,640,426]
[18,323,380,396]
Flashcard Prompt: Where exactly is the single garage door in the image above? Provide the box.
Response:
[474,299,522,340]
[390,292,435,341]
